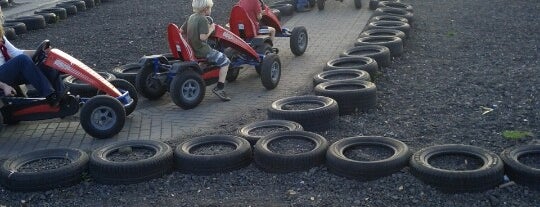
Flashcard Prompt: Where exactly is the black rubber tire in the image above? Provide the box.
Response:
[354,0,362,9]
[378,1,413,12]
[324,56,379,78]
[14,15,46,30]
[260,53,281,90]
[64,0,87,12]
[110,63,142,86]
[369,15,409,24]
[223,48,240,82]
[237,120,304,145]
[0,0,7,8]
[64,71,116,97]
[135,63,167,100]
[267,95,339,131]
[359,28,406,40]
[290,26,308,56]
[83,0,95,8]
[35,7,68,20]
[109,79,138,116]
[95,0,101,5]
[4,27,17,41]
[340,45,391,68]
[270,3,294,16]
[317,0,325,10]
[0,148,88,192]
[170,69,206,110]
[79,95,126,139]
[89,140,173,185]
[255,43,273,75]
[369,0,379,10]
[2,22,27,35]
[313,69,371,86]
[34,12,59,24]
[355,36,403,58]
[56,3,78,16]
[409,144,505,193]
[174,135,252,174]
[373,7,414,23]
[500,145,540,189]
[364,21,410,38]
[314,80,377,115]
[254,131,329,173]
[326,136,411,180]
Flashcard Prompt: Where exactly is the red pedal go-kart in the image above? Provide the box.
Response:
[135,23,281,110]
[0,40,138,139]
[229,0,308,59]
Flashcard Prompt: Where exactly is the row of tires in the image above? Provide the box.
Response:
[3,0,113,40]
[1,126,538,193]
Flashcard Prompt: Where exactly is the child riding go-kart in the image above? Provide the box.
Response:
[229,0,308,58]
[135,22,281,110]
[0,40,138,139]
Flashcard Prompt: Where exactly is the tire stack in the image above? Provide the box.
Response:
[2,0,114,40]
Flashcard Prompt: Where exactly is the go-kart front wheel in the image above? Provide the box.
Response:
[135,64,167,100]
[80,95,126,139]
[290,26,308,56]
[170,70,206,110]
[260,53,281,90]
[109,79,138,116]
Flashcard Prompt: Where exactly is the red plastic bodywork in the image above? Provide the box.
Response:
[229,0,283,38]
[13,104,59,116]
[44,49,122,97]
[167,23,259,62]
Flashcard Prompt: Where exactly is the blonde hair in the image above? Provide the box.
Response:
[192,0,213,13]
[0,8,4,37]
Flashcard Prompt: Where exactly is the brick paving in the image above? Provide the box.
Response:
[0,1,373,159]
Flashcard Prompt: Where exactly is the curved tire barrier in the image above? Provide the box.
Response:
[0,148,89,192]
[56,3,78,16]
[64,0,87,12]
[355,36,403,58]
[326,136,411,180]
[34,12,59,24]
[89,140,173,185]
[64,71,116,97]
[254,131,329,173]
[314,80,377,115]
[324,56,378,78]
[4,27,17,40]
[313,69,371,86]
[237,120,304,145]
[110,63,142,86]
[35,7,68,20]
[364,21,410,38]
[409,144,504,193]
[83,0,96,8]
[369,15,409,24]
[267,95,339,131]
[14,15,47,30]
[500,145,540,189]
[377,1,413,12]
[340,45,391,68]
[174,135,252,174]
[3,21,28,35]
[359,28,406,41]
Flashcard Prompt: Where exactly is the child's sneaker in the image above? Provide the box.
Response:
[212,87,231,102]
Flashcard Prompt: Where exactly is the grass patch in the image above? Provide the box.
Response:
[502,130,532,140]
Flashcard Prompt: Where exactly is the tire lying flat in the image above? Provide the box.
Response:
[500,145,540,190]
[313,69,371,86]
[237,119,304,145]
[314,80,377,115]
[267,95,339,131]
[0,148,89,192]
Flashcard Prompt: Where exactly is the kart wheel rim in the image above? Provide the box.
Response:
[271,61,280,83]
[182,79,200,101]
[297,32,307,51]
[145,75,162,92]
[90,106,117,130]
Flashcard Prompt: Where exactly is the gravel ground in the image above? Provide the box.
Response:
[1,0,540,206]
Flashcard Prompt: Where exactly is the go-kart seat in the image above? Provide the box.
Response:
[229,5,260,39]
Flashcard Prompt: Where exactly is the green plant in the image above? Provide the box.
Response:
[447,31,456,37]
[502,130,532,140]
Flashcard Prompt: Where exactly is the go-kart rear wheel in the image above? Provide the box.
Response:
[290,26,308,56]
[260,53,281,90]
[224,48,240,82]
[80,95,126,139]
[317,0,325,10]
[109,79,138,116]
[170,70,206,110]
[135,64,167,100]
[354,0,362,9]
[255,44,273,75]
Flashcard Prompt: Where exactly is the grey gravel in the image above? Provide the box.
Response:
[1,0,540,206]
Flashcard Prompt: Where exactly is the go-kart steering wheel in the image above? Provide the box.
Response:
[32,40,51,64]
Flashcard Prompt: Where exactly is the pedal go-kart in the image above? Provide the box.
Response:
[0,40,138,139]
[229,0,309,58]
[317,0,362,10]
[135,23,281,110]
